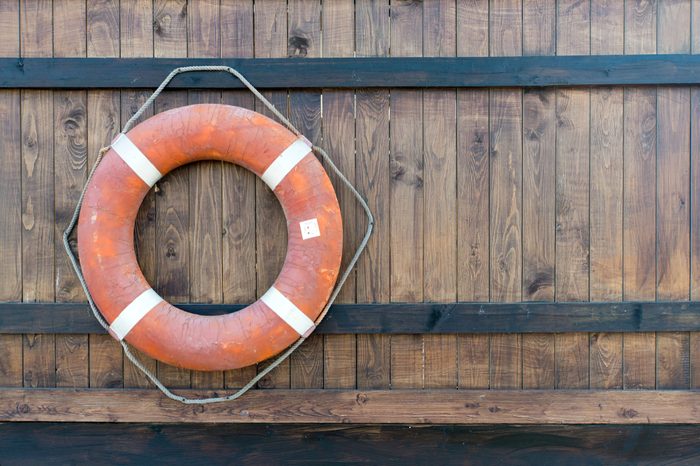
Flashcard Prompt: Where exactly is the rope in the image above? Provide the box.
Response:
[63,66,374,404]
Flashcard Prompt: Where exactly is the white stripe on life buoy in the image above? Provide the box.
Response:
[261,138,312,190]
[109,288,164,340]
[112,133,163,187]
[260,286,315,337]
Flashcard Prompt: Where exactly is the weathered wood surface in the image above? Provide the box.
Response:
[5,54,700,89]
[3,388,700,424]
[4,424,700,466]
[0,0,699,397]
[8,301,700,334]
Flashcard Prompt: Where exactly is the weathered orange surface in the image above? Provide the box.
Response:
[77,104,342,371]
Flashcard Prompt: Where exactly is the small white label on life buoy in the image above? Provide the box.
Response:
[300,218,321,240]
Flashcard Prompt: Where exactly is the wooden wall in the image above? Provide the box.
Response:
[1,0,700,397]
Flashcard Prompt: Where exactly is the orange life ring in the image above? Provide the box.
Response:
[77,104,343,371]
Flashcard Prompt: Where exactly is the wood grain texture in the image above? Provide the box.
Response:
[623,1,657,390]
[187,0,224,390]
[590,0,624,390]
[389,0,424,390]
[253,0,290,390]
[554,0,591,391]
[220,0,257,389]
[119,0,157,388]
[11,301,700,334]
[423,0,457,390]
[154,90,191,389]
[455,1,490,389]
[0,83,20,389]
[9,55,700,89]
[20,2,54,390]
[53,87,89,389]
[87,0,119,57]
[152,3,190,387]
[86,88,122,389]
[355,0,391,391]
[656,0,691,390]
[489,90,522,388]
[521,2,555,389]
[6,388,700,424]
[154,0,187,58]
[488,98,521,301]
[489,0,522,390]
[0,0,19,57]
[322,0,357,390]
[287,0,324,390]
[7,424,700,465]
[121,90,157,389]
[0,89,21,303]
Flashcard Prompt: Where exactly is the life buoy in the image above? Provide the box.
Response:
[77,104,343,371]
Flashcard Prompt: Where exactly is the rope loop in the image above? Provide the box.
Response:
[63,66,374,404]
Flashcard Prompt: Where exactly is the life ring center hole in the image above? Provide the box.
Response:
[133,160,288,315]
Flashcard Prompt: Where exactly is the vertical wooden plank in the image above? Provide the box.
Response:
[220,85,258,389]
[521,0,555,390]
[0,0,19,57]
[623,0,657,389]
[389,0,424,389]
[154,0,187,57]
[590,0,624,390]
[692,6,700,384]
[220,0,257,389]
[456,90,490,389]
[153,90,191,389]
[120,90,158,389]
[187,0,224,390]
[456,1,490,389]
[0,1,21,388]
[87,90,123,388]
[489,0,522,57]
[0,87,21,388]
[119,0,157,389]
[20,0,51,56]
[253,0,291,389]
[20,0,54,389]
[423,0,457,389]
[151,0,191,389]
[53,0,89,389]
[120,0,153,58]
[87,0,119,57]
[355,0,391,390]
[554,0,591,390]
[54,90,89,388]
[656,0,691,390]
[287,0,324,390]
[322,0,357,389]
[489,0,522,390]
[53,0,86,57]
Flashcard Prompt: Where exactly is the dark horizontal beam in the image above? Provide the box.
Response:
[3,388,700,424]
[2,301,700,334]
[4,423,700,465]
[2,55,700,89]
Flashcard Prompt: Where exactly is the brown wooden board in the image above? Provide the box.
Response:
[4,388,700,424]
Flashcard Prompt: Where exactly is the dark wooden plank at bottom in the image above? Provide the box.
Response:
[2,423,700,466]
[3,388,700,424]
[4,301,700,334]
